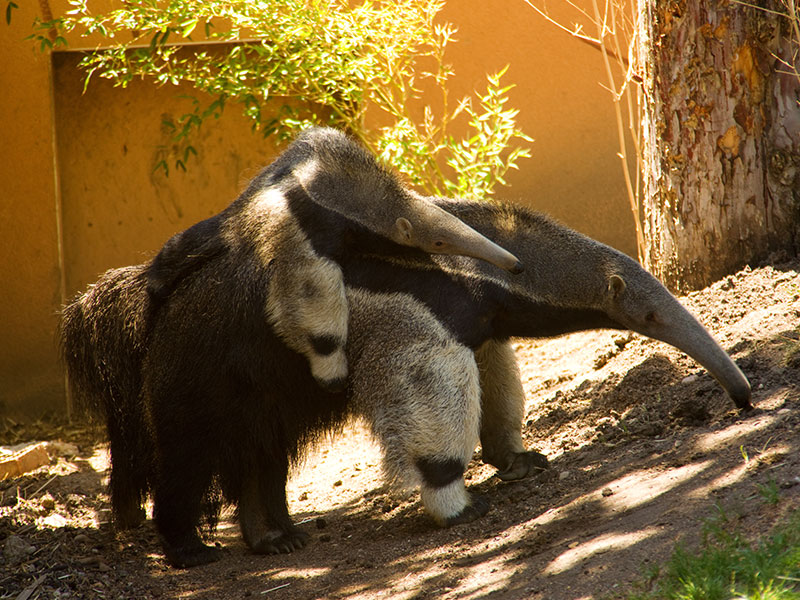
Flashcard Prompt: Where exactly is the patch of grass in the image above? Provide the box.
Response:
[757,480,782,506]
[783,340,800,369]
[621,504,800,600]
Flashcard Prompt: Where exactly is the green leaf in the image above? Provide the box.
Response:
[180,18,198,38]
[6,1,19,25]
[153,159,169,176]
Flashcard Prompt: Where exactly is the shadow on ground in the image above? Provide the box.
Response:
[3,264,799,599]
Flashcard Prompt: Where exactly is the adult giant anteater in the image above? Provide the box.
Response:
[62,162,751,570]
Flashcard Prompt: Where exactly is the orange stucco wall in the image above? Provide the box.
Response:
[53,52,282,296]
[1,1,637,419]
[1,0,65,419]
[440,1,636,255]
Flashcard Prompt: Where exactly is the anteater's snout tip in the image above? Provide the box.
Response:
[730,381,753,411]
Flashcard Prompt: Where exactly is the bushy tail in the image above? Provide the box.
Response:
[60,264,155,527]
[61,265,151,413]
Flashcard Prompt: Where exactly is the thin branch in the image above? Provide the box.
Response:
[524,0,637,71]
[591,0,644,261]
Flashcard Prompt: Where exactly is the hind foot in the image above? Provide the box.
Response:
[113,501,146,530]
[162,537,222,568]
[251,528,310,554]
[444,494,490,527]
[495,450,549,481]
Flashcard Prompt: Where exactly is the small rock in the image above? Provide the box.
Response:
[4,535,35,564]
[595,417,616,432]
[42,513,68,528]
[594,352,612,369]
[613,334,633,349]
[46,441,79,458]
[65,493,84,507]
[298,491,309,501]
[74,534,91,544]
[681,374,699,384]
[558,470,571,481]
[601,488,614,497]
[333,480,343,487]
[40,493,56,511]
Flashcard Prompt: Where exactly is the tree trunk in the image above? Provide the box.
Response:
[638,0,800,292]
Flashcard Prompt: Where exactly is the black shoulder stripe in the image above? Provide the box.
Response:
[282,184,348,259]
[342,255,500,348]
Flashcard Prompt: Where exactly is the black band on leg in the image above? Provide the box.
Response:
[415,457,465,488]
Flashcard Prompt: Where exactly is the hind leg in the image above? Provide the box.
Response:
[239,458,309,555]
[475,339,548,480]
[149,406,220,568]
[105,408,148,529]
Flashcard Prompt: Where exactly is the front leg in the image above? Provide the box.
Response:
[239,463,309,555]
[475,339,549,480]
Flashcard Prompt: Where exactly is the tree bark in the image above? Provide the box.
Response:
[638,0,800,292]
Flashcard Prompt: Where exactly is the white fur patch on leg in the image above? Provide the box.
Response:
[308,348,348,386]
[419,479,469,525]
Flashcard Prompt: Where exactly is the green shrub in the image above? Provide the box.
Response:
[33,0,531,198]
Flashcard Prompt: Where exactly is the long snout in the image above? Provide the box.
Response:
[449,219,524,274]
[648,302,752,410]
[464,234,524,274]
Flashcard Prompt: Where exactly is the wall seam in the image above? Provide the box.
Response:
[48,50,71,419]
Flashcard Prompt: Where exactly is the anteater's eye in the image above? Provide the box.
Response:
[645,311,658,323]
[434,241,444,247]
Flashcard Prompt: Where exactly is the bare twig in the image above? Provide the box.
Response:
[31,474,59,497]
[15,574,46,600]
[261,582,291,594]
[526,0,645,261]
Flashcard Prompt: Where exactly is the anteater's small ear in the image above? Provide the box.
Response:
[395,217,413,241]
[608,274,626,299]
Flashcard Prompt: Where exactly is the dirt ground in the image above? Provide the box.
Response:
[2,258,799,600]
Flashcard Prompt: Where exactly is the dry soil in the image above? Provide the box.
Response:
[2,259,799,600]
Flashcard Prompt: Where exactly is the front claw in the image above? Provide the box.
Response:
[495,450,549,481]
[251,529,310,555]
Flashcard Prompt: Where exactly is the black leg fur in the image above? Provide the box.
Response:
[416,457,464,488]
[239,460,309,555]
[105,399,151,529]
